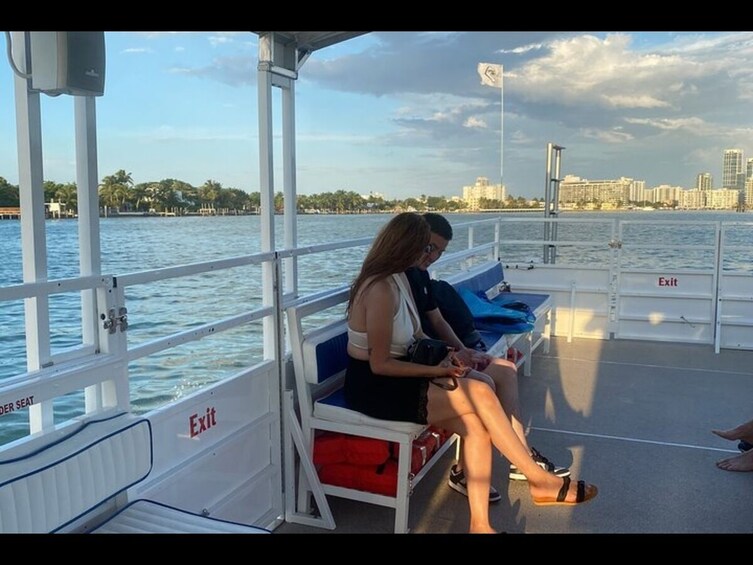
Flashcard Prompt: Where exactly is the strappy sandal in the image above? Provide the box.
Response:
[532,476,598,506]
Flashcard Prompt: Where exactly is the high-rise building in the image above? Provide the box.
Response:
[746,158,753,181]
[722,149,744,189]
[462,177,506,209]
[559,176,634,207]
[696,172,713,190]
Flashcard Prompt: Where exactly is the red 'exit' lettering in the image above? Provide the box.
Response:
[658,277,678,287]
[189,406,217,438]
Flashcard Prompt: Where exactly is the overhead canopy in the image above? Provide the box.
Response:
[252,32,367,54]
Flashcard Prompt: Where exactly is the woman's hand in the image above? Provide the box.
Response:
[435,351,470,378]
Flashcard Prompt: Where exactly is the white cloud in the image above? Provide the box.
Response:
[581,128,634,143]
[463,116,488,128]
[121,48,153,54]
[507,33,698,109]
[601,94,670,109]
[498,43,544,55]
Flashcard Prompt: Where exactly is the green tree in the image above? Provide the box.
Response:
[99,170,133,212]
[403,197,424,211]
[198,180,222,210]
[0,177,19,206]
[54,182,78,212]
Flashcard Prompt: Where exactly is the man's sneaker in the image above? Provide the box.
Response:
[448,464,502,503]
[508,447,571,481]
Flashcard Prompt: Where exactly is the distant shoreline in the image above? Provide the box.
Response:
[1,207,750,221]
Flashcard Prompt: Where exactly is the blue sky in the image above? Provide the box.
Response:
[2,31,753,200]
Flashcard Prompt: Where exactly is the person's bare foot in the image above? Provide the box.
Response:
[716,450,753,472]
[712,420,753,444]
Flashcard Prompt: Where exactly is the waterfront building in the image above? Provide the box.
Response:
[559,175,637,207]
[628,179,647,202]
[678,188,706,209]
[706,188,741,210]
[462,177,506,210]
[696,172,713,190]
[647,184,683,206]
[723,149,744,189]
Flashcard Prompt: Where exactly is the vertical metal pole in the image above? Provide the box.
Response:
[499,70,504,185]
[550,146,563,264]
[74,97,101,348]
[543,143,564,264]
[75,94,113,413]
[258,34,276,360]
[282,74,298,299]
[13,32,52,433]
[543,143,553,263]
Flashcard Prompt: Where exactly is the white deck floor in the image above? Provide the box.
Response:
[276,336,753,534]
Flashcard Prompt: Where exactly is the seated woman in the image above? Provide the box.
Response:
[344,212,597,534]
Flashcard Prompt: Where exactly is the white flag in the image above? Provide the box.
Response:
[477,63,503,88]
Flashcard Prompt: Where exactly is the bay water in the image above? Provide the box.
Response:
[1,210,752,442]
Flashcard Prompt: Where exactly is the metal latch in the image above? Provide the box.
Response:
[102,307,128,333]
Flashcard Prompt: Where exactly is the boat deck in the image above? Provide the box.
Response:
[276,336,753,534]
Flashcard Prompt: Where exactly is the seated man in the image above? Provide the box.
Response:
[405,213,569,502]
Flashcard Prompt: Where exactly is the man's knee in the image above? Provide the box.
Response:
[463,376,501,405]
[490,356,516,371]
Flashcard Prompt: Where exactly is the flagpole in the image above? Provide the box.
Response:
[477,62,504,190]
[499,69,504,186]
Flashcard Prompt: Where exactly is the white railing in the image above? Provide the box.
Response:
[3,215,753,450]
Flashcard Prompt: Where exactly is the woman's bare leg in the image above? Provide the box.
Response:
[458,360,530,479]
[437,413,496,533]
[481,358,529,450]
[712,418,753,443]
[428,378,596,503]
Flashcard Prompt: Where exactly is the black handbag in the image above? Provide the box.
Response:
[407,338,458,391]
[407,338,449,366]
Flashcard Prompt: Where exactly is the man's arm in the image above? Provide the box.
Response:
[426,307,465,350]
[426,308,492,371]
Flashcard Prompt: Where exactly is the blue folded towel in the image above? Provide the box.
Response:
[458,288,535,334]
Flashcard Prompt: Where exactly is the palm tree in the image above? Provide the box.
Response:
[99,170,133,213]
[198,180,222,211]
[55,183,78,213]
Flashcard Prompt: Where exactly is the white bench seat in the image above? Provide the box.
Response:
[285,290,460,533]
[444,261,552,375]
[0,412,269,534]
[92,499,266,534]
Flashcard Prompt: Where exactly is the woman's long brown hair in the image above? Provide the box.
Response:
[347,212,430,313]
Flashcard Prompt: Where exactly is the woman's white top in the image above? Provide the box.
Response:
[347,273,420,358]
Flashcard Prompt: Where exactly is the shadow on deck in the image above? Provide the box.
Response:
[275,336,753,534]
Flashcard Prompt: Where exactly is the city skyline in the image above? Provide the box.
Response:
[2,32,753,200]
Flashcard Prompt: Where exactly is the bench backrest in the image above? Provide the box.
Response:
[0,412,151,533]
[448,261,505,297]
[302,321,350,386]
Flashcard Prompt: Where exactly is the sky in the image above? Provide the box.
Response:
[2,30,753,201]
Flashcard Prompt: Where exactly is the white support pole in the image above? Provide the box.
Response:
[282,73,298,298]
[13,32,52,433]
[75,94,114,413]
[74,97,101,348]
[258,34,277,361]
[499,70,504,185]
